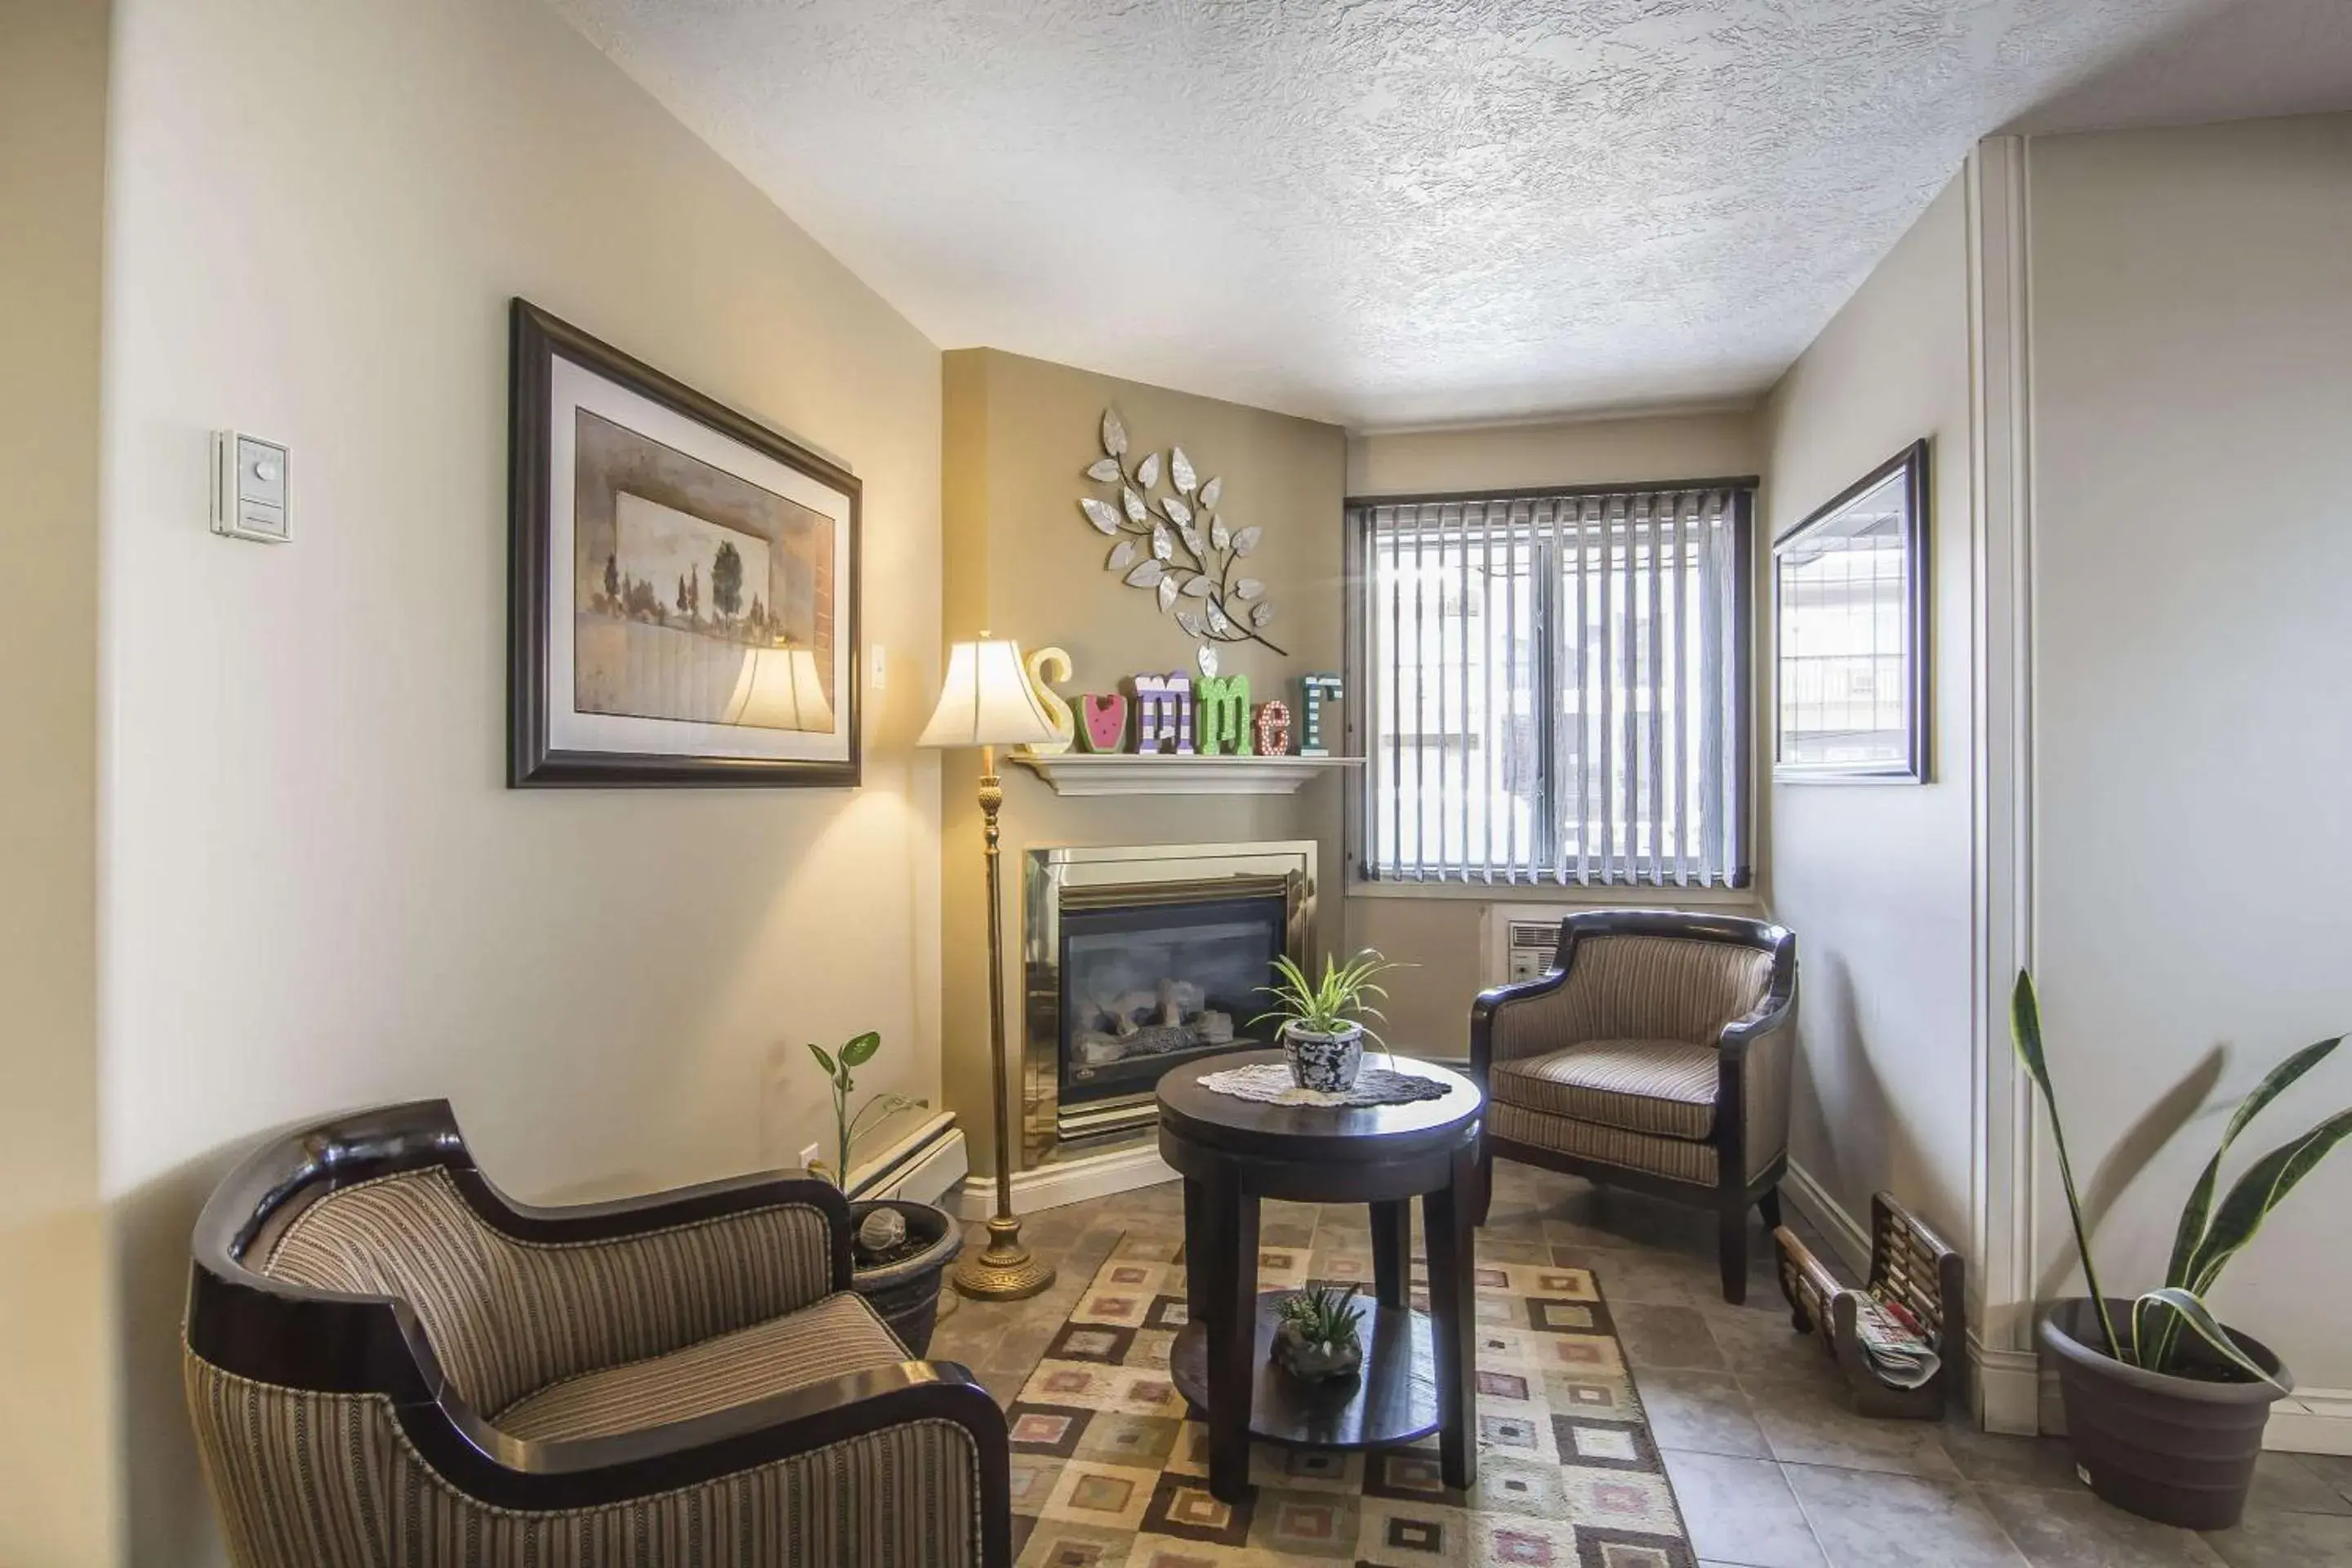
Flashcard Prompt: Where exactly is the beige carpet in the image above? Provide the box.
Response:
[1004,1232,1698,1566]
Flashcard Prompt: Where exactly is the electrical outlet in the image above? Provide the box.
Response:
[797,1143,821,1171]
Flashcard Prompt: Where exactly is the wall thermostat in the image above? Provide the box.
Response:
[211,430,290,543]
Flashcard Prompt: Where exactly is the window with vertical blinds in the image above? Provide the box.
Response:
[1350,485,1753,889]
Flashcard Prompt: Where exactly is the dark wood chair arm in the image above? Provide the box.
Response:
[1717,974,1797,1058]
[408,1360,1013,1555]
[1469,968,1574,1072]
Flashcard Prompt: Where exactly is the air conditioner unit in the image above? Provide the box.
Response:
[1484,907,1576,986]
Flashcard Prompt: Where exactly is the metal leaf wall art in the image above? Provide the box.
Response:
[1076,408,1287,676]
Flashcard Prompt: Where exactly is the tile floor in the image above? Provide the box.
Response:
[926,1162,2352,1567]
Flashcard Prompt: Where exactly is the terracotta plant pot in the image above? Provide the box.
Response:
[1282,1024,1365,1092]
[2040,1297,2292,1530]
[849,1199,961,1357]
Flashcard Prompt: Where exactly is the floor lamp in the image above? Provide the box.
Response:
[920,636,1058,1301]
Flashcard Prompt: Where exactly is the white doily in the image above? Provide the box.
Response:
[1196,1062,1452,1108]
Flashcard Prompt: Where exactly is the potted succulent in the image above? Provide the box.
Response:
[1254,951,1400,1093]
[1273,1285,1366,1383]
[807,1031,962,1356]
[2013,972,2350,1529]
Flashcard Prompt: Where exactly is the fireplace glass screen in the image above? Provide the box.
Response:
[1058,893,1287,1110]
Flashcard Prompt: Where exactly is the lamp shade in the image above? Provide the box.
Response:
[918,638,1057,748]
[721,645,834,732]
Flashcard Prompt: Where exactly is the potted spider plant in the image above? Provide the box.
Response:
[1254,951,1400,1092]
[807,1031,961,1356]
[2013,971,2350,1529]
[1273,1284,1365,1382]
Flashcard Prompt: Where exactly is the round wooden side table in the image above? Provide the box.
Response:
[1155,1049,1483,1503]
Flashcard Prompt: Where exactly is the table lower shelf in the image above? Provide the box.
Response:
[1168,1291,1438,1450]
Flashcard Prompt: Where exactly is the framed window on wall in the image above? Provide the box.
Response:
[1771,440,1930,783]
[1345,481,1757,889]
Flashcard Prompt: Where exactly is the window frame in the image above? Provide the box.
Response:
[1341,476,1759,892]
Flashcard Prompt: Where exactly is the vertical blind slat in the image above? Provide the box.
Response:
[1672,492,1690,886]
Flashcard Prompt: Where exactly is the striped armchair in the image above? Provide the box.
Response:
[1472,911,1798,1303]
[183,1101,1009,1567]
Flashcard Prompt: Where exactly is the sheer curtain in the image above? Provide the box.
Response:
[1354,487,1748,888]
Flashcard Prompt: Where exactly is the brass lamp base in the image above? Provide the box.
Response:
[952,1215,1056,1301]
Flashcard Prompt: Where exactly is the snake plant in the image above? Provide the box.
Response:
[2012,971,2350,1383]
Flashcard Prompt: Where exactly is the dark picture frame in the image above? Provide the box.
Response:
[509,300,860,787]
[1771,439,1929,783]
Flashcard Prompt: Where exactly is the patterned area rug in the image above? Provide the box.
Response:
[1006,1232,1697,1566]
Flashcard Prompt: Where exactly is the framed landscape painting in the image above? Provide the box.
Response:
[508,301,859,786]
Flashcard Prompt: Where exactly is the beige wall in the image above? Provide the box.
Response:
[1757,172,1977,1253]
[2026,113,2352,1389]
[941,349,1344,1169]
[1345,409,1762,497]
[96,0,943,1556]
[0,3,117,1561]
[1341,412,1771,1058]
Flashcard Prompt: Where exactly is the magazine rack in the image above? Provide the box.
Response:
[1774,1191,1964,1419]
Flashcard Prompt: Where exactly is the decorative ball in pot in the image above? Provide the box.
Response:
[1254,951,1402,1093]
[806,1031,963,1356]
[2011,972,2352,1530]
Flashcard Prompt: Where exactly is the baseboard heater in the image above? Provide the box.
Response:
[842,1111,969,1208]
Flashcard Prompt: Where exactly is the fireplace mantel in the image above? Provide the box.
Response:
[1013,754,1360,797]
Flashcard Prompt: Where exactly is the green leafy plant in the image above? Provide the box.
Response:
[1252,950,1401,1041]
[1276,1284,1365,1352]
[2012,970,2350,1384]
[806,1031,925,1192]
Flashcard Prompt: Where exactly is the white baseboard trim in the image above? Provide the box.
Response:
[952,1141,1175,1222]
[2268,1388,2352,1455]
[1971,1338,2042,1436]
[1780,1160,1871,1278]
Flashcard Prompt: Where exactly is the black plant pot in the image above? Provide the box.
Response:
[2040,1297,2292,1530]
[849,1200,961,1357]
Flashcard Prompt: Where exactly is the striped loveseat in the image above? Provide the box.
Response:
[183,1100,1009,1566]
[1471,911,1798,1303]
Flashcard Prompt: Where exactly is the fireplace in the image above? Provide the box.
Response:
[1023,841,1316,1156]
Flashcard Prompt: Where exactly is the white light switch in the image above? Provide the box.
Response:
[870,644,887,691]
[212,430,290,543]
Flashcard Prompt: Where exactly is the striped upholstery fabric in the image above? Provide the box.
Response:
[1490,1099,1718,1186]
[1490,935,1773,1064]
[185,1351,983,1568]
[1741,1017,1796,1182]
[1492,1040,1720,1138]
[261,1168,835,1414]
[498,1290,908,1441]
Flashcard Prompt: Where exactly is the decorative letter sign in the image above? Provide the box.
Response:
[1078,693,1129,753]
[1132,673,1194,755]
[1299,674,1343,756]
[1195,675,1250,756]
[1021,646,1076,755]
[1254,699,1291,758]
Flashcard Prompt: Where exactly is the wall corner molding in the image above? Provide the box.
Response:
[1965,132,2042,1381]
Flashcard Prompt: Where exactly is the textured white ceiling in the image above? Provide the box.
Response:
[549,0,2323,426]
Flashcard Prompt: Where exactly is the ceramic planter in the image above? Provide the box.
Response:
[1272,1319,1363,1382]
[1282,1024,1365,1092]
[849,1199,961,1356]
[2040,1297,2291,1530]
